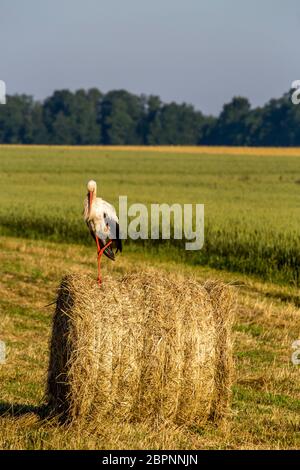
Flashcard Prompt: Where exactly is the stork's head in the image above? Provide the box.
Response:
[87,180,97,193]
[87,180,97,216]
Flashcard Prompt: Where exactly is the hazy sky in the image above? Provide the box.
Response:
[0,0,299,114]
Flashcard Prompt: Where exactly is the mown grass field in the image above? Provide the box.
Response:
[0,145,300,449]
[0,237,300,449]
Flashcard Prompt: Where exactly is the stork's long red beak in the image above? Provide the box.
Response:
[88,190,93,216]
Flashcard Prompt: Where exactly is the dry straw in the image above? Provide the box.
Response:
[47,270,235,426]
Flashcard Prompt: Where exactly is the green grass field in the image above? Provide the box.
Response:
[0,145,300,285]
[0,145,300,449]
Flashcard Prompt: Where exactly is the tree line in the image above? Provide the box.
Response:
[0,88,298,146]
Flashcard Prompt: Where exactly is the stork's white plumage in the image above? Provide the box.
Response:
[84,180,122,285]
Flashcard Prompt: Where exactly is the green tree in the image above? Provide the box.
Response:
[100,90,144,144]
[250,94,295,146]
[42,89,102,144]
[205,97,251,146]
[0,95,35,143]
[147,102,204,145]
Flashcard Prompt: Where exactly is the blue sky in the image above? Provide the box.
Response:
[0,0,299,114]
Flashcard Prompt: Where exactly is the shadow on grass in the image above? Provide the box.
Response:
[264,291,300,307]
[243,283,300,307]
[0,402,49,419]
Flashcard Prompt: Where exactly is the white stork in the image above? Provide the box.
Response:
[83,180,122,285]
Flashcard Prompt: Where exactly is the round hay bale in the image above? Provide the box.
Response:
[46,270,235,426]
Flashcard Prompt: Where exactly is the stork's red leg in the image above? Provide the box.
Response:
[95,236,101,255]
[95,238,113,287]
[97,252,102,286]
[95,236,102,285]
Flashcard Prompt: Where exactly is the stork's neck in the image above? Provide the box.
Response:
[88,189,97,218]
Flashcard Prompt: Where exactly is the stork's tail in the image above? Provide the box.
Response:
[103,243,115,261]
[115,223,122,254]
